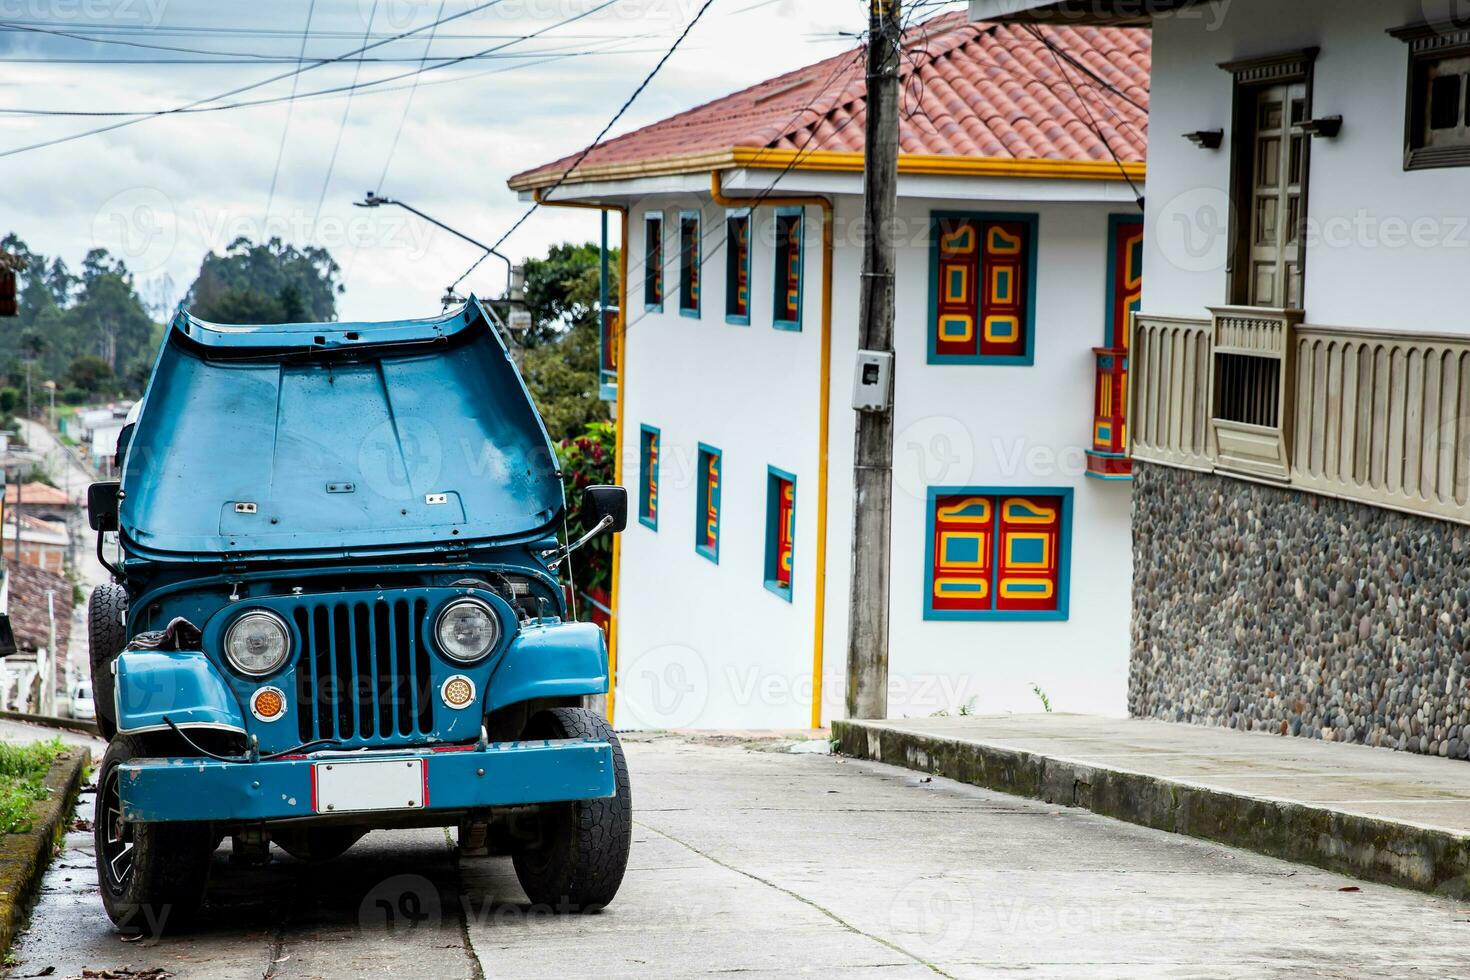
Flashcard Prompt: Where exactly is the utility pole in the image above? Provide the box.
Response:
[845,0,901,720]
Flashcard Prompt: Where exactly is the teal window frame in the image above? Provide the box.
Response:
[925,210,1040,366]
[678,210,701,318]
[763,465,797,601]
[922,486,1073,623]
[638,425,660,530]
[694,443,722,563]
[725,209,752,326]
[643,212,664,313]
[772,207,804,331]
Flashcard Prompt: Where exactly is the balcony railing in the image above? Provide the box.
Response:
[1128,309,1470,526]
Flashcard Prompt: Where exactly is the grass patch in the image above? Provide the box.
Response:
[0,739,66,836]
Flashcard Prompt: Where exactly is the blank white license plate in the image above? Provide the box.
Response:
[314,758,426,814]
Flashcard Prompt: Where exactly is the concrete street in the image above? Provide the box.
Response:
[3,724,1466,979]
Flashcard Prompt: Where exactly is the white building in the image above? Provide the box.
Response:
[511,13,1151,728]
[968,0,1470,758]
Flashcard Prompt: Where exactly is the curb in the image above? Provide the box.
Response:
[0,748,90,954]
[832,719,1470,897]
[0,711,100,737]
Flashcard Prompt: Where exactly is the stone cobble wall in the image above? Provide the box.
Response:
[1130,462,1470,760]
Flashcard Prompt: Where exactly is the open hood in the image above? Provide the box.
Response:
[119,298,563,561]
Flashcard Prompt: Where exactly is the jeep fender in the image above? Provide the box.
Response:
[483,621,608,715]
[114,649,246,736]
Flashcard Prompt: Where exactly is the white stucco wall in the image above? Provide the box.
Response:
[1144,0,1470,331]
[610,182,1136,729]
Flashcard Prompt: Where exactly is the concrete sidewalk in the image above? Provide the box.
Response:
[833,713,1470,897]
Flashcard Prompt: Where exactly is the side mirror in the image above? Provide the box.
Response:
[114,422,135,471]
[0,614,16,658]
[584,485,628,535]
[88,481,120,532]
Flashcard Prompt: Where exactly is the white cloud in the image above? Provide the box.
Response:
[0,0,877,321]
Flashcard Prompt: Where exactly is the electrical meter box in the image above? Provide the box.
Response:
[852,349,893,412]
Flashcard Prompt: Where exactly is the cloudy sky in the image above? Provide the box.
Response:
[0,0,936,321]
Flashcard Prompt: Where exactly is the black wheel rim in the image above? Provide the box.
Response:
[99,765,135,895]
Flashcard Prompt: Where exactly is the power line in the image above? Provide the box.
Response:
[0,10,633,121]
[265,0,317,224]
[377,0,448,194]
[0,40,666,119]
[448,0,719,292]
[0,0,512,159]
[312,0,380,233]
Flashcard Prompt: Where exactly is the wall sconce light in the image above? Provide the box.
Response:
[1296,116,1343,139]
[1184,129,1224,149]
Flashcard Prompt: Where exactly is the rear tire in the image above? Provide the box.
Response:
[95,735,214,934]
[511,707,631,913]
[88,584,128,741]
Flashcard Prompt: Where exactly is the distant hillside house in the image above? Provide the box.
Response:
[510,13,1149,728]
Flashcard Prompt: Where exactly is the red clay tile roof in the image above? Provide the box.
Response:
[510,13,1149,190]
[6,560,73,653]
[5,482,74,508]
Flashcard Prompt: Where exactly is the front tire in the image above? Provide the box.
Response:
[511,708,631,912]
[88,584,128,740]
[95,735,215,934]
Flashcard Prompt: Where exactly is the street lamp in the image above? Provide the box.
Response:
[355,192,514,305]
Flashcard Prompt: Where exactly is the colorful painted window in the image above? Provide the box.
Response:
[695,444,721,562]
[678,211,700,317]
[638,425,660,530]
[764,467,797,600]
[643,214,663,311]
[1089,216,1145,475]
[924,488,1071,621]
[725,212,751,325]
[928,213,1038,365]
[773,208,803,330]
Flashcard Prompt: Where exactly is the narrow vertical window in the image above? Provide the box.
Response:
[928,214,1037,364]
[638,425,660,530]
[695,444,721,562]
[925,488,1071,621]
[725,212,751,325]
[1089,216,1144,478]
[764,467,797,600]
[678,210,700,317]
[772,208,803,330]
[643,214,663,311]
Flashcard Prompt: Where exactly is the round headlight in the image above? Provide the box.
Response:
[435,598,500,663]
[224,611,291,677]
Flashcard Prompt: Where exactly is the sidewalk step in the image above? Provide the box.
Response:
[833,714,1470,897]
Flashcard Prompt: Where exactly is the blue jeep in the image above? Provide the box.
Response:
[86,298,630,932]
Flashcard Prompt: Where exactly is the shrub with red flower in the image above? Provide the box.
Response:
[556,421,616,621]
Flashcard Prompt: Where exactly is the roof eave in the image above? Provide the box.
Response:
[967,0,1201,26]
[509,147,1145,193]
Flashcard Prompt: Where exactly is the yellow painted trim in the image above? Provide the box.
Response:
[510,148,1145,191]
[709,171,833,730]
[532,190,628,726]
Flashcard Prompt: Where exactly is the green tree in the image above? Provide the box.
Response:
[188,237,342,324]
[512,241,616,442]
[66,355,115,393]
